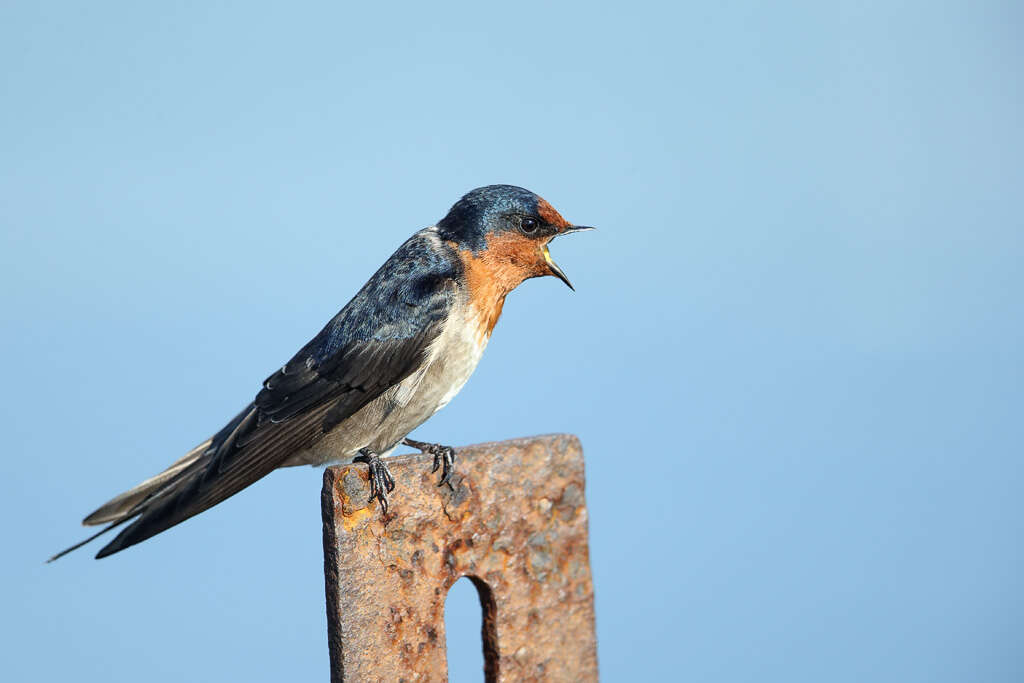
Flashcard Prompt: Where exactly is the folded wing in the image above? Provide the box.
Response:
[52,232,459,560]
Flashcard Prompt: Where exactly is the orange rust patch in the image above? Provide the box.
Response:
[537,197,570,228]
[341,505,375,533]
[456,232,548,342]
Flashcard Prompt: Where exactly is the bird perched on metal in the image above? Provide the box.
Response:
[50,184,592,561]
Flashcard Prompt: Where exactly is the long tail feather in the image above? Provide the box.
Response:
[47,517,134,563]
[81,440,209,526]
[48,400,327,561]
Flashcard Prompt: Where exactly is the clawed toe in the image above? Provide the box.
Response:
[354,450,395,513]
[403,438,457,487]
[433,446,455,486]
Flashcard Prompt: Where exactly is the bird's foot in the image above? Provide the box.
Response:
[353,449,395,513]
[402,438,456,486]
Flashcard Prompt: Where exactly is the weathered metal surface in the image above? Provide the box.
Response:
[322,434,598,682]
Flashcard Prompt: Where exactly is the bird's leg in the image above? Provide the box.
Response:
[402,438,456,486]
[353,449,395,513]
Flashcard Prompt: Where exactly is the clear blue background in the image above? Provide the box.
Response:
[3,1,1021,681]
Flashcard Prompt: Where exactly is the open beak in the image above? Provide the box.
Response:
[543,225,595,291]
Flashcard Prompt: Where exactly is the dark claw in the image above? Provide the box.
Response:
[402,438,457,487]
[354,450,394,513]
[436,446,455,487]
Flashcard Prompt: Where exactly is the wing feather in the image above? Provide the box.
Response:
[87,231,462,558]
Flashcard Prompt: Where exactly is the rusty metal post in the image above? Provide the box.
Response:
[322,434,598,682]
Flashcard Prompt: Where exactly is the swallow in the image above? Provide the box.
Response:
[50,184,592,561]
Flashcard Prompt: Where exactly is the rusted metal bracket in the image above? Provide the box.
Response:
[322,434,598,682]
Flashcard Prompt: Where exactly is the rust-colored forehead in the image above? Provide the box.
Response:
[537,197,570,228]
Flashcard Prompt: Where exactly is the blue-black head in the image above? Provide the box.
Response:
[437,185,593,290]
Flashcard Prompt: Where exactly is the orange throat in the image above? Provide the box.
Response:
[460,254,510,343]
[472,289,506,343]
[456,233,544,343]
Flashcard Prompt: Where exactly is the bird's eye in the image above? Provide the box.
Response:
[520,217,539,234]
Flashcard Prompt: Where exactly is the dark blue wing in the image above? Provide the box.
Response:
[254,231,460,427]
[94,231,461,557]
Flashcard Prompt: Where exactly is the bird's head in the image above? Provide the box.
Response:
[437,184,593,292]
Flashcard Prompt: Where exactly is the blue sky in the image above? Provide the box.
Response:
[3,1,1022,681]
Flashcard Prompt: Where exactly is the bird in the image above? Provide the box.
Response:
[49,184,592,561]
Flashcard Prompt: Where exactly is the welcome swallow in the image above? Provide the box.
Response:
[50,184,592,560]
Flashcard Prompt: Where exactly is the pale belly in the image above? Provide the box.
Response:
[283,303,489,467]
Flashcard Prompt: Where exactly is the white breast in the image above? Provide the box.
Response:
[417,298,490,415]
[286,288,493,465]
